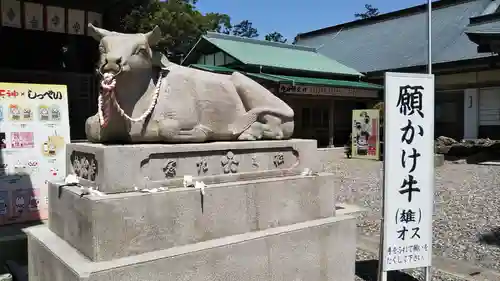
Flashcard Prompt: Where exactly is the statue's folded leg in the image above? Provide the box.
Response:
[158,119,210,143]
[237,117,287,141]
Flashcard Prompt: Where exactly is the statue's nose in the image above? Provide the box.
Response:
[105,55,122,65]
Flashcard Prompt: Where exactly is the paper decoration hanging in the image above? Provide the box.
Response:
[67,9,85,35]
[1,0,21,28]
[24,2,44,31]
[46,6,65,33]
[87,11,102,30]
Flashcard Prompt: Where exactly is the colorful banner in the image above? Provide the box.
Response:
[0,83,70,226]
[351,109,380,160]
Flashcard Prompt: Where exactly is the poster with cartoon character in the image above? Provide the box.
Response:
[351,109,380,160]
[0,132,6,149]
[0,191,9,215]
[8,104,21,121]
[0,82,69,225]
[28,188,41,213]
[11,189,27,217]
[41,131,65,157]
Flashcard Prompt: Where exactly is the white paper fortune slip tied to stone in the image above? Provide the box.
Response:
[382,72,435,271]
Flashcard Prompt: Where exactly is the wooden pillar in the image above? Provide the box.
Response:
[328,99,335,147]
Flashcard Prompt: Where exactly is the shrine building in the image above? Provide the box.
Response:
[182,32,382,147]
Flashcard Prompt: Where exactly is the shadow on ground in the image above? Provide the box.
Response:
[356,259,418,281]
[478,227,500,247]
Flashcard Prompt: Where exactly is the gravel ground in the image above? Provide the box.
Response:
[355,249,467,281]
[324,158,500,272]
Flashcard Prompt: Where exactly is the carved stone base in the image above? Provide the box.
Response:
[66,139,319,193]
[28,138,359,281]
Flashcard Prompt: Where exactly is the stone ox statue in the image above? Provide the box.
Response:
[85,24,294,143]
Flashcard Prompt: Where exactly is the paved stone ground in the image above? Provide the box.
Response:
[323,157,500,277]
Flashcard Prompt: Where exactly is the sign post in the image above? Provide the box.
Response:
[378,72,435,281]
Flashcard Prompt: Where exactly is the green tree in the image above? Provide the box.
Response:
[231,20,259,38]
[104,0,231,62]
[203,12,232,34]
[265,32,287,43]
[354,4,380,19]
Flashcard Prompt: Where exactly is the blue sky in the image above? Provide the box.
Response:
[196,0,436,40]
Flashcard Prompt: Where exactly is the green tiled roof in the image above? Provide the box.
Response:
[185,32,363,77]
[188,64,381,90]
[189,64,235,73]
[251,73,382,89]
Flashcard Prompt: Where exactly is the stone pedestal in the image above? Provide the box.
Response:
[27,139,358,281]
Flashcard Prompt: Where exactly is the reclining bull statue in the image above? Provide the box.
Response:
[85,24,294,143]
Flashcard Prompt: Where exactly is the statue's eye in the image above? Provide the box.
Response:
[135,47,148,55]
[99,45,106,53]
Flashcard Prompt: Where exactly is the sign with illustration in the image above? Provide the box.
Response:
[351,109,380,160]
[0,82,70,226]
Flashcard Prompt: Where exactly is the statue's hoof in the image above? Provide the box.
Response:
[238,132,257,141]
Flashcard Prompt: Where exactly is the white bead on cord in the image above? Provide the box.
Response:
[98,72,164,126]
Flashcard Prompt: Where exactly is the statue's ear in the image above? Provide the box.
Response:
[88,23,113,41]
[145,26,162,47]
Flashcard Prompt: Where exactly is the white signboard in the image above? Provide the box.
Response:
[383,72,434,271]
[67,9,85,35]
[0,83,70,226]
[1,0,21,28]
[46,6,65,33]
[279,84,378,98]
[24,2,44,31]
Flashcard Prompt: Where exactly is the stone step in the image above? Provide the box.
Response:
[0,221,46,275]
[49,172,337,262]
[28,214,357,281]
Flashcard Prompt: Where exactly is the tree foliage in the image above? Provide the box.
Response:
[231,20,259,38]
[204,12,232,34]
[354,4,380,19]
[265,32,287,43]
[102,0,282,61]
